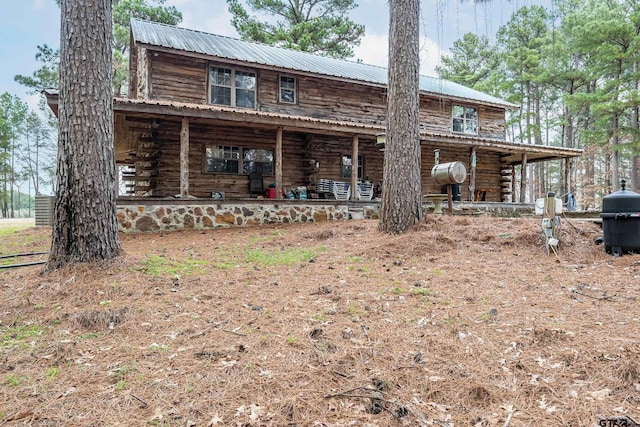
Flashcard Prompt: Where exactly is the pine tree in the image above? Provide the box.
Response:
[378,0,422,233]
[48,0,122,269]
[227,0,364,59]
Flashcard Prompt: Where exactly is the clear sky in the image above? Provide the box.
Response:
[0,0,553,111]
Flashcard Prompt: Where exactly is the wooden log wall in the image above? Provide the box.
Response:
[479,106,507,140]
[257,70,387,125]
[419,98,506,140]
[120,118,390,199]
[149,52,207,104]
[137,47,148,99]
[129,45,139,99]
[300,134,384,192]
[472,150,504,201]
[419,144,503,202]
[144,51,507,137]
[118,115,505,201]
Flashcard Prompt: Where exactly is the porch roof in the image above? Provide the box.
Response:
[44,91,582,165]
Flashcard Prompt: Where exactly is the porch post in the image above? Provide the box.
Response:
[351,135,358,200]
[180,117,189,198]
[519,152,528,203]
[276,126,283,200]
[469,146,477,201]
[510,165,515,203]
[564,158,572,198]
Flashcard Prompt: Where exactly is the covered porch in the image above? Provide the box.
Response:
[108,97,581,204]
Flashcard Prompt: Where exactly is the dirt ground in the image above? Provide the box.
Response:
[1,214,640,426]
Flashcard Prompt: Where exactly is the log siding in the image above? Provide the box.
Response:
[119,116,505,202]
[146,51,506,137]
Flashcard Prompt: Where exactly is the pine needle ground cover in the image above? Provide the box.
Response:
[1,216,639,426]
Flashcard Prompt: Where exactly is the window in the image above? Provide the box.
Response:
[209,67,256,108]
[452,105,478,135]
[205,146,273,175]
[279,76,296,104]
[205,146,240,173]
[341,154,364,179]
[243,149,273,175]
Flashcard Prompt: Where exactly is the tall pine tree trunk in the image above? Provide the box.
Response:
[379,0,422,233]
[632,61,639,192]
[610,113,619,192]
[48,0,122,269]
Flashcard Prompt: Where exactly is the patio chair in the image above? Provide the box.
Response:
[316,178,331,194]
[357,182,374,201]
[331,181,351,201]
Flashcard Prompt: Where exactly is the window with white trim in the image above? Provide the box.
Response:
[205,146,240,173]
[209,67,256,108]
[205,146,273,175]
[452,105,478,135]
[279,76,296,103]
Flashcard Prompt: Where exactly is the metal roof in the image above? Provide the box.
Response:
[131,19,517,109]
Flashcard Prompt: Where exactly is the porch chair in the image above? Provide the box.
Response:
[248,172,264,197]
[316,178,331,195]
[331,181,351,201]
[356,182,374,201]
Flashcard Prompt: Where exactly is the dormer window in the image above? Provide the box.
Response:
[209,66,256,108]
[279,76,296,104]
[452,105,478,135]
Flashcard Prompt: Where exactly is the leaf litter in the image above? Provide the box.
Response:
[1,215,639,426]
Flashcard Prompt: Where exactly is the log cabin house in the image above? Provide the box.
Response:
[45,19,583,230]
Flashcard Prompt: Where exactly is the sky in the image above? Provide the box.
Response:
[0,0,554,112]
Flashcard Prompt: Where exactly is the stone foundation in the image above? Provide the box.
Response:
[116,200,379,232]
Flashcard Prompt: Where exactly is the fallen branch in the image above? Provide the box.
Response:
[325,389,419,421]
[503,407,515,427]
[361,325,371,342]
[219,328,247,336]
[131,393,148,408]
[571,289,615,301]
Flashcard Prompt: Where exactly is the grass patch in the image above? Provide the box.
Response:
[1,324,44,349]
[79,333,99,340]
[141,254,208,276]
[242,246,325,266]
[410,287,431,296]
[0,226,47,255]
[286,335,298,345]
[214,261,234,270]
[0,225,31,236]
[46,367,60,381]
[6,375,27,386]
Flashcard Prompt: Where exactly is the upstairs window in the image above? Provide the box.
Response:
[209,67,256,108]
[341,154,364,180]
[452,105,478,135]
[279,76,296,104]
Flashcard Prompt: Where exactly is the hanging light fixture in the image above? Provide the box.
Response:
[375,133,386,151]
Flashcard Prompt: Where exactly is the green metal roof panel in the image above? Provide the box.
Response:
[131,19,516,108]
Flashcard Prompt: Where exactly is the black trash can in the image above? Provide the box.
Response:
[441,183,461,201]
[600,181,640,256]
